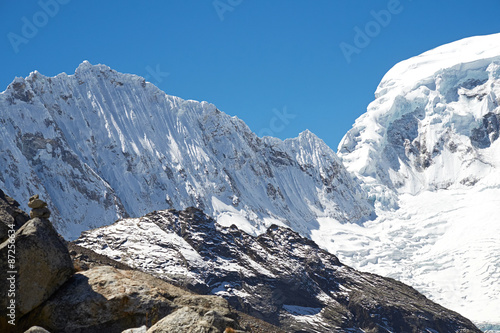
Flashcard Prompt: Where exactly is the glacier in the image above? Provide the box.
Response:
[335,33,500,327]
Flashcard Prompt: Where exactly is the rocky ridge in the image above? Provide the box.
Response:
[76,207,481,333]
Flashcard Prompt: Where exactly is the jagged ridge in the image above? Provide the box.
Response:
[75,207,481,333]
[0,61,374,240]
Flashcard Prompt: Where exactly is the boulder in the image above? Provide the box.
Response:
[28,195,47,209]
[30,207,51,219]
[121,325,147,333]
[22,265,246,333]
[0,217,74,331]
[146,306,238,333]
[21,266,187,332]
[151,294,241,333]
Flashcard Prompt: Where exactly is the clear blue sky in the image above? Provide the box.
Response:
[1,0,500,150]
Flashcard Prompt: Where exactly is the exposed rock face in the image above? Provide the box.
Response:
[68,242,133,271]
[21,265,244,333]
[0,188,29,243]
[0,217,74,331]
[76,207,481,333]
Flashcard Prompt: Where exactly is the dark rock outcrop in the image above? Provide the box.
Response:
[76,207,482,333]
[68,242,133,271]
[0,189,29,243]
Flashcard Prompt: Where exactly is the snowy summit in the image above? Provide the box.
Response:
[337,33,500,327]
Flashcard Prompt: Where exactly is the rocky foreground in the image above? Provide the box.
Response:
[0,190,282,333]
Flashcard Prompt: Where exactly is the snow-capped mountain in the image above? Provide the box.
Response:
[334,34,500,328]
[75,207,481,333]
[0,61,374,239]
[3,33,500,328]
[339,33,500,207]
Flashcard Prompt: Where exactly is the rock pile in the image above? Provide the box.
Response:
[28,195,50,219]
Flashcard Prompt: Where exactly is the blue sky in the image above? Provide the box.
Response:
[1,0,500,150]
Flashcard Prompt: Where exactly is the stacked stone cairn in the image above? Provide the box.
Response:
[28,194,51,219]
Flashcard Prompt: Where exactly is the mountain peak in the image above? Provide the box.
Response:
[297,129,318,141]
[75,60,97,73]
[336,33,500,325]
[0,62,374,242]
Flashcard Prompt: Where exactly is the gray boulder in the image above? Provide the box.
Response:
[148,295,241,333]
[147,306,238,333]
[0,217,74,331]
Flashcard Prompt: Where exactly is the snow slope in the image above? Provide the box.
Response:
[336,33,500,327]
[0,61,373,239]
